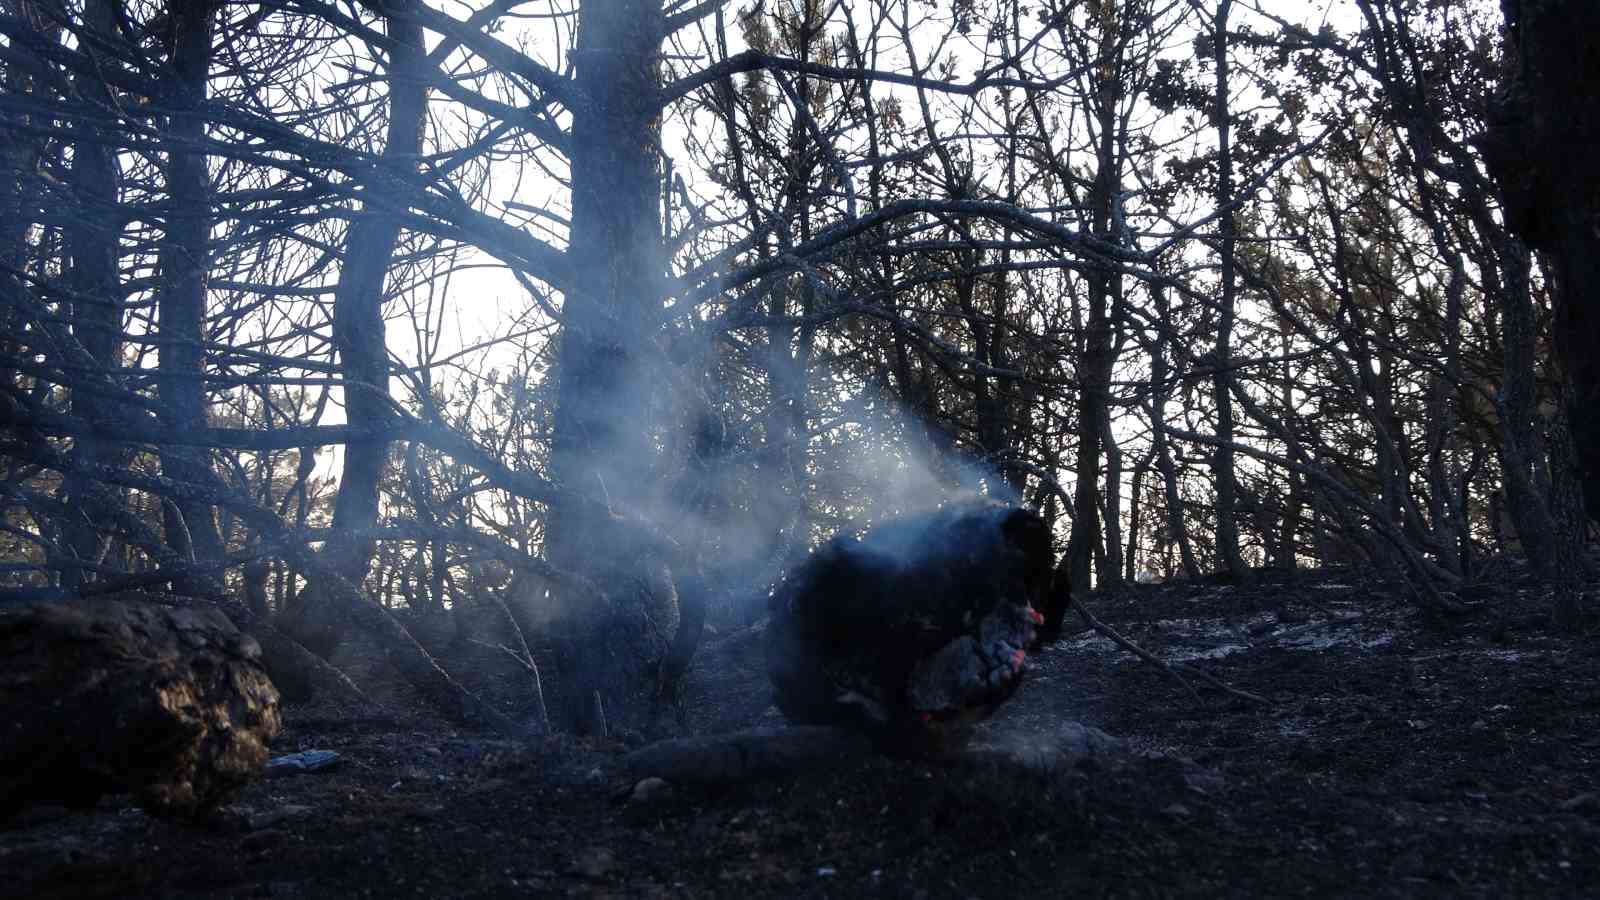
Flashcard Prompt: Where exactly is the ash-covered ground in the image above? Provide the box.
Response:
[4,559,1599,898]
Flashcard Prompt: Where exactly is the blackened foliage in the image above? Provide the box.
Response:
[766,502,1069,755]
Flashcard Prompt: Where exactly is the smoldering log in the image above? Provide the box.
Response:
[766,501,1069,756]
[0,599,281,819]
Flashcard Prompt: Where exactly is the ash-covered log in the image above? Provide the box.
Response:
[766,501,1069,756]
[0,599,281,819]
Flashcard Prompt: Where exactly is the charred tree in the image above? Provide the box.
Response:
[154,0,225,573]
[290,0,428,656]
[543,0,678,734]
[1481,0,1600,525]
[1209,0,1249,581]
[59,0,124,590]
[1065,4,1124,596]
[1146,280,1201,580]
[327,0,426,583]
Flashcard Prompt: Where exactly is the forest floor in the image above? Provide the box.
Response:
[5,558,1600,898]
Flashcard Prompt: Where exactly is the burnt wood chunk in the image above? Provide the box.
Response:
[0,599,281,819]
[767,502,1069,756]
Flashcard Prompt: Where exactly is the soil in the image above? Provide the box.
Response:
[5,559,1600,898]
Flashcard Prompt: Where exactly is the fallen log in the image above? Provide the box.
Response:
[0,599,281,819]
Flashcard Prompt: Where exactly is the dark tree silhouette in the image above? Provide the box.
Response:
[1481,0,1600,524]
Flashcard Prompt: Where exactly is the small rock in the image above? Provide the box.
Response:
[817,866,837,877]
[265,750,341,777]
[1162,803,1192,818]
[629,777,673,804]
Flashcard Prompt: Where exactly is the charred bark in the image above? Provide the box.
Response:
[155,0,225,571]
[1495,238,1580,583]
[326,0,426,578]
[1066,30,1121,595]
[291,0,428,656]
[59,0,124,590]
[1482,0,1600,524]
[1147,282,1200,579]
[0,599,281,820]
[543,0,674,734]
[1210,0,1248,581]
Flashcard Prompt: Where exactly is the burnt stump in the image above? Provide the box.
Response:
[766,501,1068,756]
[0,599,281,819]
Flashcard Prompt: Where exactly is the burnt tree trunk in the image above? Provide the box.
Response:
[1494,239,1567,574]
[291,0,427,656]
[1210,0,1249,581]
[1482,0,1600,525]
[1066,10,1122,595]
[1124,448,1153,583]
[60,0,123,590]
[544,0,676,734]
[327,0,426,581]
[155,0,225,572]
[1147,281,1201,579]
